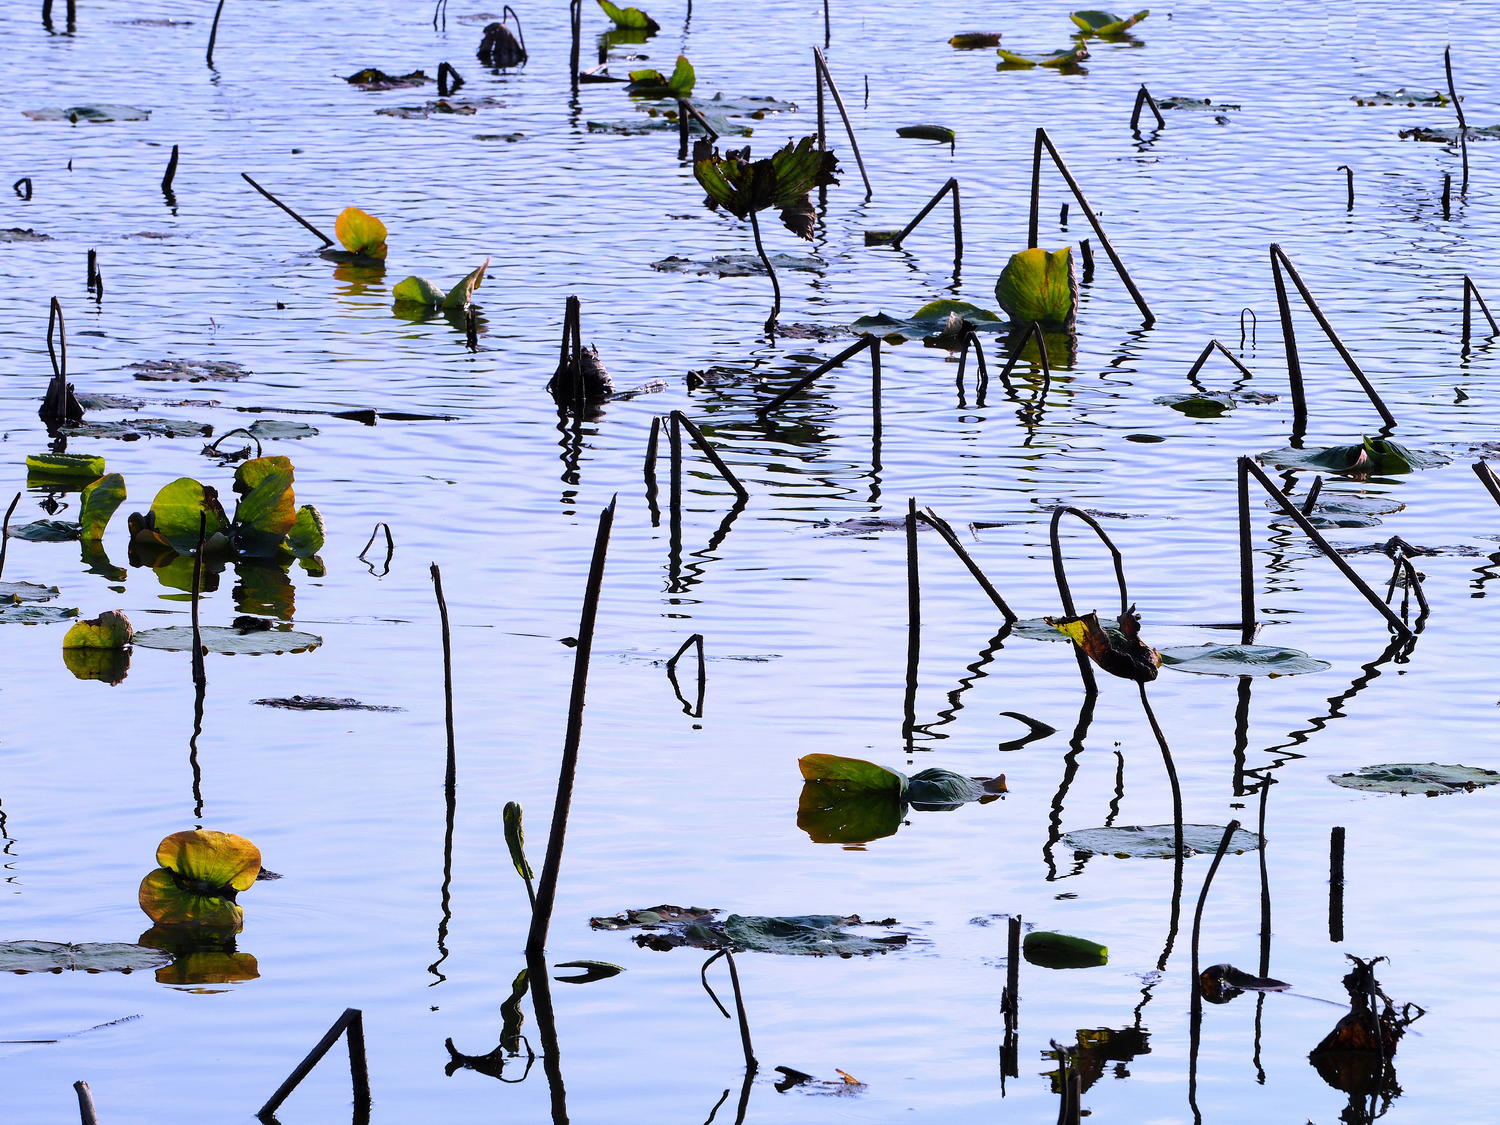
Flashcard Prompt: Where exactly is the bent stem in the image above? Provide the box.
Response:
[1138,683,1185,971]
[747,209,780,334]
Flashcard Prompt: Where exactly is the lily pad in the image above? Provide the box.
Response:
[376,96,506,118]
[997,45,1089,69]
[61,418,213,439]
[1265,494,1403,529]
[852,299,1007,339]
[127,359,248,382]
[23,105,152,122]
[1009,616,1076,642]
[1258,438,1448,476]
[1352,88,1448,107]
[724,914,907,957]
[996,247,1077,328]
[8,520,81,542]
[26,453,106,478]
[0,605,79,624]
[0,580,59,603]
[652,253,822,277]
[247,419,319,440]
[1063,823,1262,858]
[906,767,985,806]
[950,32,1002,48]
[344,67,431,90]
[0,941,173,974]
[1328,762,1500,795]
[1159,643,1330,677]
[1399,124,1500,143]
[1157,96,1242,111]
[897,125,955,144]
[133,625,322,654]
[252,695,402,711]
[1154,392,1236,416]
[1069,9,1148,35]
[0,228,52,242]
[553,959,624,984]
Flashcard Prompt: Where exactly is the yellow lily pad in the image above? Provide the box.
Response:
[138,868,244,929]
[995,246,1078,328]
[156,829,262,891]
[62,609,134,649]
[334,206,388,259]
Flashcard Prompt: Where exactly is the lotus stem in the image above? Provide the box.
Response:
[569,0,581,92]
[955,328,988,406]
[1004,916,1021,1031]
[889,177,961,256]
[525,499,617,955]
[1300,474,1324,517]
[1329,826,1345,942]
[757,334,878,416]
[256,1008,369,1121]
[93,267,102,302]
[1130,84,1164,131]
[74,1081,97,1125]
[1444,45,1468,192]
[1190,820,1242,1016]
[1184,339,1255,390]
[746,209,780,335]
[1079,237,1094,281]
[1443,173,1451,220]
[206,0,226,67]
[1337,164,1353,211]
[903,497,921,751]
[1472,459,1500,508]
[813,48,872,199]
[1237,459,1256,643]
[502,5,525,52]
[0,492,18,579]
[822,0,830,47]
[665,633,705,717]
[13,177,33,201]
[644,416,662,526]
[190,511,206,688]
[671,411,750,500]
[240,173,334,245]
[1027,130,1042,249]
[918,507,1017,622]
[1138,685,1186,971]
[161,144,179,197]
[357,522,395,575]
[668,415,683,587]
[86,249,97,291]
[1048,506,1130,618]
[1269,249,1306,440]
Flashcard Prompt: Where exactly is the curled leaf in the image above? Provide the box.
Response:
[157,829,262,891]
[1047,608,1160,682]
[997,45,1090,68]
[148,478,228,551]
[25,453,105,478]
[334,207,388,259]
[798,753,906,792]
[995,247,1077,328]
[443,256,491,308]
[392,275,445,305]
[1069,9,1149,35]
[78,473,126,540]
[62,609,133,649]
[138,868,243,929]
[503,801,534,882]
[598,0,660,32]
[285,505,325,558]
[896,125,955,144]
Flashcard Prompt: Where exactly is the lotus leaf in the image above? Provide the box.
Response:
[1062,823,1262,858]
[950,32,1002,48]
[1024,930,1108,968]
[897,125,955,144]
[334,207,388,259]
[997,45,1090,68]
[503,801,534,882]
[1154,392,1236,416]
[1265,494,1403,530]
[149,477,228,551]
[0,941,173,974]
[797,783,903,844]
[723,914,907,957]
[61,417,213,439]
[905,767,985,806]
[0,580,59,602]
[1157,96,1241,111]
[694,136,839,233]
[1009,616,1076,642]
[25,453,105,478]
[1048,608,1159,682]
[1069,9,1149,35]
[63,610,133,649]
[1160,643,1329,677]
[247,419,318,440]
[627,55,695,97]
[1258,438,1447,475]
[0,605,79,624]
[344,67,430,90]
[799,753,906,792]
[253,696,402,711]
[393,275,445,305]
[127,359,247,382]
[62,645,131,684]
[133,625,322,654]
[233,456,297,545]
[285,505,325,559]
[23,104,152,122]
[138,868,243,929]
[1328,762,1500,795]
[553,959,623,983]
[651,253,821,276]
[8,520,81,542]
[598,0,659,31]
[1352,88,1448,107]
[851,300,1006,339]
[78,473,126,540]
[996,247,1077,328]
[444,257,491,308]
[0,228,51,242]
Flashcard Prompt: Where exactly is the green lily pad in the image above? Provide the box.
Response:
[247,419,319,440]
[1328,762,1500,795]
[1258,438,1448,475]
[950,32,1002,48]
[23,104,152,122]
[0,581,59,603]
[997,45,1090,68]
[723,914,906,957]
[8,520,81,542]
[1353,88,1448,107]
[133,625,322,654]
[1154,392,1236,416]
[0,605,79,624]
[1064,823,1262,858]
[0,941,174,973]
[1266,494,1403,529]
[651,253,821,276]
[1069,9,1149,35]
[1159,644,1330,677]
[552,959,624,983]
[61,418,213,439]
[1024,930,1108,968]
[25,453,106,478]
[897,125,955,144]
[852,300,1007,339]
[996,247,1077,327]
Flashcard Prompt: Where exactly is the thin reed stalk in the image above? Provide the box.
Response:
[256,1008,371,1121]
[240,174,333,245]
[1445,46,1468,192]
[672,412,749,500]
[1337,164,1353,211]
[889,177,961,254]
[644,416,662,526]
[813,48,872,199]
[918,507,1018,621]
[206,0,226,67]
[0,493,19,579]
[757,334,878,416]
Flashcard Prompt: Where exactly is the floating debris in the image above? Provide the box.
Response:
[127,359,248,383]
[1328,763,1500,796]
[344,68,431,90]
[23,105,152,123]
[0,228,51,242]
[253,696,404,712]
[0,941,172,974]
[651,253,821,277]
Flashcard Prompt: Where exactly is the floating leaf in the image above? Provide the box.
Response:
[1024,930,1108,968]
[1258,438,1447,476]
[897,125,955,144]
[8,520,81,542]
[0,604,79,624]
[23,104,152,122]
[1352,88,1448,107]
[1048,608,1160,682]
[1328,762,1500,795]
[1154,392,1236,417]
[0,228,52,242]
[344,67,430,90]
[127,359,247,382]
[996,247,1077,328]
[627,55,695,97]
[138,868,242,929]
[78,473,126,540]
[997,45,1090,68]
[393,275,445,305]
[63,609,133,649]
[252,696,402,711]
[723,914,907,957]
[950,32,1002,48]
[247,419,318,440]
[1266,494,1402,530]
[799,753,906,792]
[443,257,491,309]
[598,0,660,32]
[157,829,261,891]
[61,417,213,439]
[374,96,506,119]
[233,456,297,549]
[553,959,623,984]
[1063,823,1262,858]
[1009,616,1077,642]
[285,505,325,558]
[651,252,821,276]
[1069,9,1149,35]
[133,625,322,654]
[905,767,985,806]
[1159,644,1330,677]
[797,782,903,844]
[154,950,259,985]
[851,299,1006,339]
[25,453,105,478]
[334,207,388,259]
[503,801,534,882]
[1157,96,1242,111]
[0,941,173,974]
[0,580,59,603]
[149,477,228,551]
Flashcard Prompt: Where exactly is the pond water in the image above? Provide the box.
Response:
[3,2,1500,1123]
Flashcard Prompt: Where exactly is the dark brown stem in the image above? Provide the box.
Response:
[0,492,19,579]
[747,209,780,335]
[1047,506,1129,618]
[903,496,920,750]
[1337,164,1353,211]
[644,416,662,526]
[74,1081,98,1125]
[757,334,877,416]
[240,173,334,245]
[1329,826,1345,942]
[161,144,179,196]
[813,48,872,199]
[918,507,1017,621]
[889,177,960,254]
[190,510,206,688]
[206,0,226,67]
[256,1008,370,1121]
[671,411,749,500]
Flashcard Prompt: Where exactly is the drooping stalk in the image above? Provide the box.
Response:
[747,209,780,334]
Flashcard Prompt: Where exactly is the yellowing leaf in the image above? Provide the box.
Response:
[1046,608,1160,682]
[286,505,325,558]
[78,473,126,540]
[233,456,297,540]
[335,207,389,258]
[995,247,1077,327]
[156,829,262,891]
[442,256,491,308]
[26,453,105,478]
[1070,9,1149,35]
[149,478,228,551]
[62,609,133,649]
[798,753,906,792]
[392,275,445,305]
[138,868,244,929]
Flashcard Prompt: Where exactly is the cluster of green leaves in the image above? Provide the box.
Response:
[694,137,840,239]
[626,55,695,97]
[1069,9,1149,35]
[126,455,326,575]
[393,257,490,310]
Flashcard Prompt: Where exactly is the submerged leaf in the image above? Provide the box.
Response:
[133,625,322,654]
[851,299,1006,339]
[1063,823,1262,858]
[1328,762,1500,795]
[23,104,152,122]
[1352,88,1448,107]
[1153,392,1236,417]
[247,419,318,441]
[157,829,262,891]
[78,473,126,540]
[8,520,82,543]
[0,580,59,603]
[0,604,79,623]
[334,207,388,259]
[1160,643,1330,677]
[996,247,1077,328]
[905,767,984,806]
[1047,608,1160,682]
[1069,9,1149,35]
[723,914,907,957]
[0,941,173,974]
[62,609,133,649]
[598,0,660,32]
